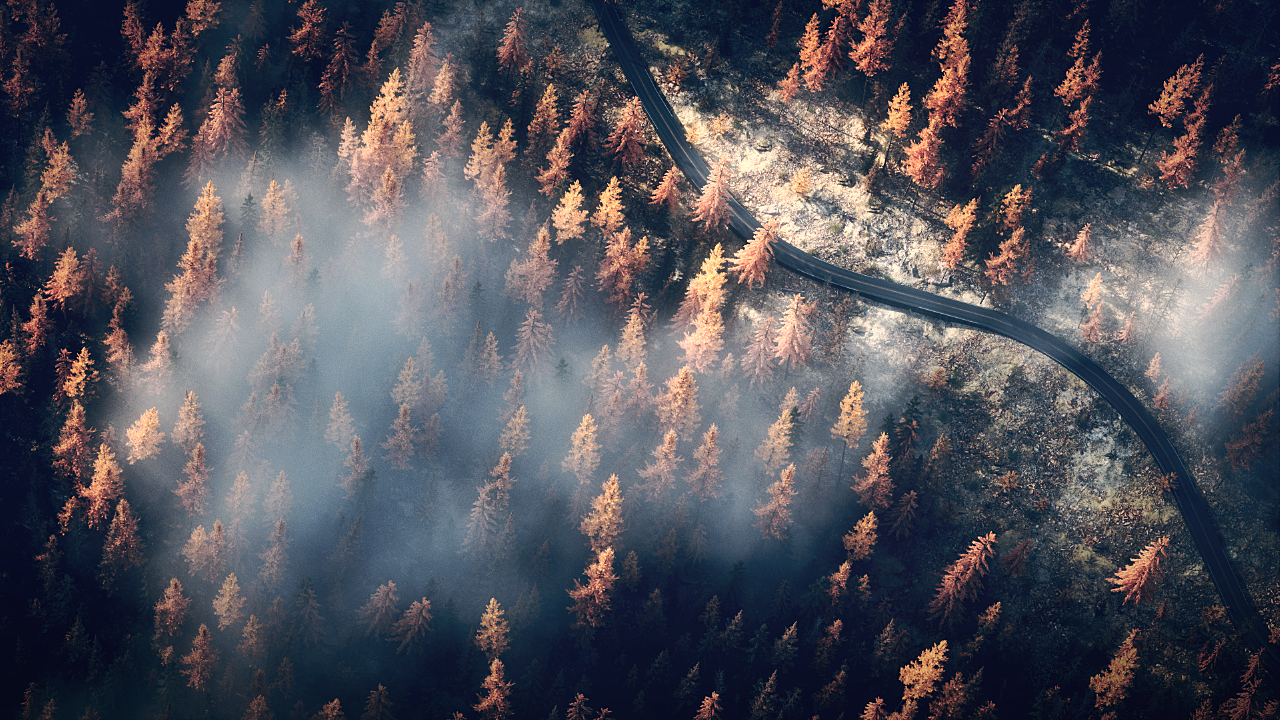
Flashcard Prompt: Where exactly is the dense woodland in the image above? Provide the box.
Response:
[0,0,1276,719]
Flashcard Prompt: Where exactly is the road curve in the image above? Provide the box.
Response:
[588,0,1275,670]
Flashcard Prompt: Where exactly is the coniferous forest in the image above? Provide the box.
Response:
[0,0,1277,718]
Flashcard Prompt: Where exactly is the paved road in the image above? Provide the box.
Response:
[589,0,1275,673]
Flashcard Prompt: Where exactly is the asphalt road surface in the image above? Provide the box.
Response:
[589,0,1275,676]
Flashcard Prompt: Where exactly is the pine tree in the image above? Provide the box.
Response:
[552,181,589,243]
[175,443,210,516]
[186,86,247,187]
[984,226,1030,287]
[888,490,919,539]
[257,519,290,593]
[473,658,513,720]
[475,598,510,662]
[853,433,894,509]
[928,532,996,623]
[942,199,978,269]
[798,14,826,91]
[362,685,394,720]
[851,0,894,77]
[581,475,624,552]
[774,294,813,371]
[213,573,246,630]
[695,692,722,720]
[171,391,205,454]
[637,430,683,501]
[900,640,948,702]
[1089,630,1139,710]
[512,307,555,376]
[732,218,780,288]
[43,248,86,314]
[389,598,433,654]
[617,304,649,373]
[154,578,191,639]
[499,406,531,456]
[496,8,529,74]
[340,436,369,498]
[591,176,626,236]
[650,165,682,210]
[778,62,803,103]
[239,615,265,666]
[1157,83,1210,189]
[679,295,725,374]
[903,117,946,189]
[1109,537,1169,604]
[606,97,649,170]
[564,89,598,150]
[181,624,218,690]
[102,90,187,233]
[567,547,617,630]
[1186,202,1225,272]
[81,442,124,530]
[1225,408,1273,469]
[1065,222,1093,262]
[656,366,702,437]
[51,403,91,485]
[437,100,466,158]
[562,414,602,488]
[537,130,573,196]
[753,464,797,540]
[844,511,878,560]
[685,424,724,502]
[162,183,226,335]
[358,581,401,638]
[1149,55,1203,129]
[326,392,355,448]
[382,403,420,470]
[313,700,344,720]
[691,161,733,234]
[1216,354,1264,420]
[756,408,796,472]
[526,81,562,159]
[831,380,868,475]
[741,315,777,388]
[883,83,913,139]
[100,500,145,589]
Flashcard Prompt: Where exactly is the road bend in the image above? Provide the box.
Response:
[589,0,1275,674]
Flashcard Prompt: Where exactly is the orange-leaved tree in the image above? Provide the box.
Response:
[755,406,796,472]
[606,97,647,169]
[656,366,702,437]
[844,511,878,560]
[1108,536,1169,604]
[637,430,682,501]
[853,432,894,510]
[1089,629,1139,710]
[774,294,813,372]
[567,546,617,632]
[928,532,996,624]
[942,199,978,269]
[900,640,948,702]
[358,581,401,638]
[580,475,624,552]
[496,8,529,74]
[753,464,797,540]
[562,413,601,487]
[691,160,733,234]
[731,217,780,289]
[686,424,723,502]
[552,181,589,243]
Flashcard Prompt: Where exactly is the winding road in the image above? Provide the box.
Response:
[588,0,1274,673]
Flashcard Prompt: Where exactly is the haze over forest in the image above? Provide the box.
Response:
[0,0,1276,719]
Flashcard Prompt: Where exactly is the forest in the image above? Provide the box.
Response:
[0,0,1276,718]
